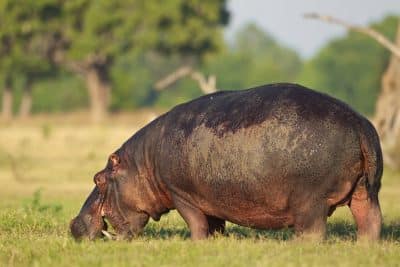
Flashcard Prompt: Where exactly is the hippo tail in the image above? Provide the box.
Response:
[359,119,383,198]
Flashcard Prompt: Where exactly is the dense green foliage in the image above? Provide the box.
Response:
[61,0,228,71]
[298,16,399,115]
[0,0,229,115]
[0,0,63,95]
[124,23,302,109]
[206,23,302,89]
[0,1,398,116]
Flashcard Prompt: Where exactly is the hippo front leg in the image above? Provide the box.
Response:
[174,198,209,240]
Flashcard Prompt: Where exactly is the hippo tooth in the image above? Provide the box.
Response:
[102,230,115,240]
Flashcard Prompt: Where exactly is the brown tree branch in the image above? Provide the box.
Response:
[190,72,217,94]
[304,13,400,59]
[154,66,217,94]
[154,66,193,90]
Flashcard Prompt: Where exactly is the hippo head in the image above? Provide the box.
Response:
[70,153,149,241]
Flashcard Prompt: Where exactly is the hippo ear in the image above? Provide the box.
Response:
[109,154,120,168]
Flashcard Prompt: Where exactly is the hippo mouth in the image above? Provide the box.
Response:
[100,209,114,240]
[100,215,140,241]
[99,182,137,241]
[101,229,115,240]
[70,194,129,240]
[69,213,107,240]
[100,210,148,241]
[70,185,124,241]
[100,208,120,241]
[71,180,149,241]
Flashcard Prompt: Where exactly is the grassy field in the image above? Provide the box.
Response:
[1,113,400,267]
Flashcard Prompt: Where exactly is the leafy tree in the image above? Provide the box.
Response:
[0,0,64,119]
[298,15,399,115]
[235,24,302,86]
[59,0,229,121]
[204,23,302,91]
[31,71,87,113]
[152,23,302,108]
[110,53,154,111]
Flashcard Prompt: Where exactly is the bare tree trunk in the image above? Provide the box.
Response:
[85,65,111,123]
[373,24,400,169]
[2,77,13,120]
[18,79,33,119]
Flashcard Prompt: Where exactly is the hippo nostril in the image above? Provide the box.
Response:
[70,216,88,240]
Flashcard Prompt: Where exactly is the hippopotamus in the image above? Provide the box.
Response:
[70,83,383,241]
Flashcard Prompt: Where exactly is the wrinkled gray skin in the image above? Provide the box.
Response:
[70,83,383,241]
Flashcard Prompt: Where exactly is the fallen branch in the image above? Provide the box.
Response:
[304,13,400,59]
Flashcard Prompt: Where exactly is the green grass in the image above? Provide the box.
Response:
[1,116,400,266]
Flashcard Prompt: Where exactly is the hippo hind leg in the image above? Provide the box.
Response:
[293,201,329,241]
[349,177,382,241]
[207,215,225,235]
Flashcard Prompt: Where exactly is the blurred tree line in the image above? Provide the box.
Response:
[0,1,398,122]
[0,0,229,121]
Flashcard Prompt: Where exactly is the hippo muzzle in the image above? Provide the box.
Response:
[70,167,150,241]
[70,187,107,240]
